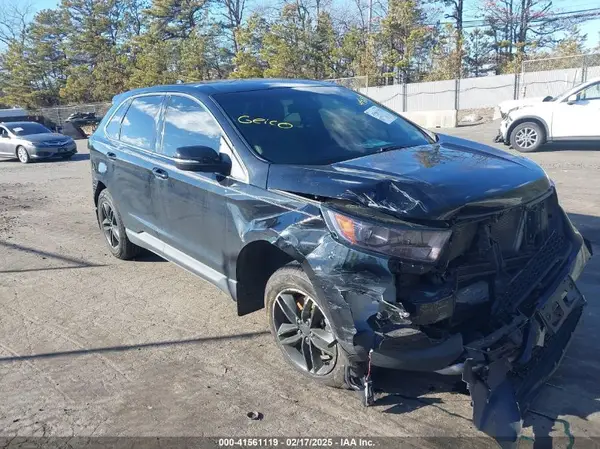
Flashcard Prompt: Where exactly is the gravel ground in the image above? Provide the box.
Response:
[0,121,599,446]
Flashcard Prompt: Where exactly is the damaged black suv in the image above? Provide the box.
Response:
[90,79,591,445]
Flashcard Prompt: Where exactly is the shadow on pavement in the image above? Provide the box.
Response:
[131,250,168,263]
[0,240,106,271]
[69,153,90,161]
[0,331,270,363]
[541,141,600,153]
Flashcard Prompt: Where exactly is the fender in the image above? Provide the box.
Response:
[507,116,551,142]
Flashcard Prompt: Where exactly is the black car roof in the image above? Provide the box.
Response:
[113,78,335,103]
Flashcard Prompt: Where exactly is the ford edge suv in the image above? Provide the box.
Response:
[89,79,591,446]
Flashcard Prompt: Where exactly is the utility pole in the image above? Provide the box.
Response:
[365,0,373,88]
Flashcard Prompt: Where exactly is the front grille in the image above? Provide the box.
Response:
[490,207,524,254]
[494,230,568,314]
[491,192,556,257]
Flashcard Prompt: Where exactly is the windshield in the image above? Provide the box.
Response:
[213,86,431,165]
[554,81,589,102]
[6,123,51,136]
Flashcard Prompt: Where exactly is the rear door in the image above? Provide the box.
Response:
[99,94,166,237]
[153,94,236,281]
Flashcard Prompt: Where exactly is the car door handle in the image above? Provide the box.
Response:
[152,167,169,180]
[106,152,117,160]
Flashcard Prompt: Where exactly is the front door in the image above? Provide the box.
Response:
[552,81,600,139]
[0,126,13,155]
[153,94,233,281]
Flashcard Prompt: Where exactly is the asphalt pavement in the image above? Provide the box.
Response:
[0,120,599,446]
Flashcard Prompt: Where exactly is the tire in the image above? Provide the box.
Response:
[510,122,544,153]
[61,154,73,160]
[265,265,348,388]
[97,189,140,260]
[16,146,30,164]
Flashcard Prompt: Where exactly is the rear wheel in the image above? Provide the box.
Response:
[16,146,30,164]
[265,265,347,388]
[97,190,140,260]
[510,122,544,153]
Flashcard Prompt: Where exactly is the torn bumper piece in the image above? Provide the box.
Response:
[463,303,584,448]
[462,240,589,448]
[370,331,464,372]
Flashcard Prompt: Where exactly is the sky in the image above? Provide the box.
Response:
[26,0,600,49]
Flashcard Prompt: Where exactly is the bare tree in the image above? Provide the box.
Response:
[0,0,34,46]
[444,0,464,76]
[217,0,248,53]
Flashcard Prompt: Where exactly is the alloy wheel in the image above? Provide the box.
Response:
[100,201,120,249]
[17,147,29,163]
[272,288,337,376]
[515,127,538,149]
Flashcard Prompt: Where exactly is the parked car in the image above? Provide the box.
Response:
[496,76,600,152]
[0,121,77,163]
[89,80,591,446]
[65,111,102,133]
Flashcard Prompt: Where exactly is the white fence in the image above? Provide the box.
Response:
[328,54,600,113]
[357,65,600,112]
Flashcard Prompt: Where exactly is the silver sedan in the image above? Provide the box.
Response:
[0,121,77,164]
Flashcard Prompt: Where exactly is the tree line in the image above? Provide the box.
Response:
[0,0,597,109]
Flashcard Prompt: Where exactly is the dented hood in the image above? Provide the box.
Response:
[267,134,551,220]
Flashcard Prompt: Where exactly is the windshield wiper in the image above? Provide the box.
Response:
[373,144,410,153]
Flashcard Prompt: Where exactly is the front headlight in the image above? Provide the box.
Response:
[323,209,452,262]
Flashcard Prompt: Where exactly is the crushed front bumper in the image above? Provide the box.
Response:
[460,235,590,447]
[495,119,510,144]
[304,209,590,446]
[369,238,590,447]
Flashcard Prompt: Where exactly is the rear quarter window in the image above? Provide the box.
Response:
[105,99,131,140]
[120,95,164,151]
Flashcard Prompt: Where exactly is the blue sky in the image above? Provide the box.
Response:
[31,0,600,48]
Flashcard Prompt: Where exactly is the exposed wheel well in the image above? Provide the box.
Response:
[236,241,294,316]
[94,181,107,206]
[508,118,548,143]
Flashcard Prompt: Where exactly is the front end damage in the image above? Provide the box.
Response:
[286,188,590,445]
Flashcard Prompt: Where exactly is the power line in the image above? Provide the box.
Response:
[425,6,600,29]
[461,7,600,29]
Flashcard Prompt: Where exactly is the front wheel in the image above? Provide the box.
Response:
[265,265,348,388]
[510,122,544,153]
[16,146,30,164]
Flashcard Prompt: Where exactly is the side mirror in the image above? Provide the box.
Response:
[567,94,578,104]
[173,145,228,173]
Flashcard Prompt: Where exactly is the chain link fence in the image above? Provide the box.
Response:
[325,53,600,118]
[23,54,600,132]
[520,53,600,99]
[30,102,111,131]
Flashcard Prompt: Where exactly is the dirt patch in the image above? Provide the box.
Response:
[0,186,48,236]
[457,107,495,124]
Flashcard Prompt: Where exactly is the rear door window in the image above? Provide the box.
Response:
[105,99,131,140]
[120,95,164,151]
[160,95,221,157]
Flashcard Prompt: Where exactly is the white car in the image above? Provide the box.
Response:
[496,77,600,152]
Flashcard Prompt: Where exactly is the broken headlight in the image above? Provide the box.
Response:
[324,209,451,262]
